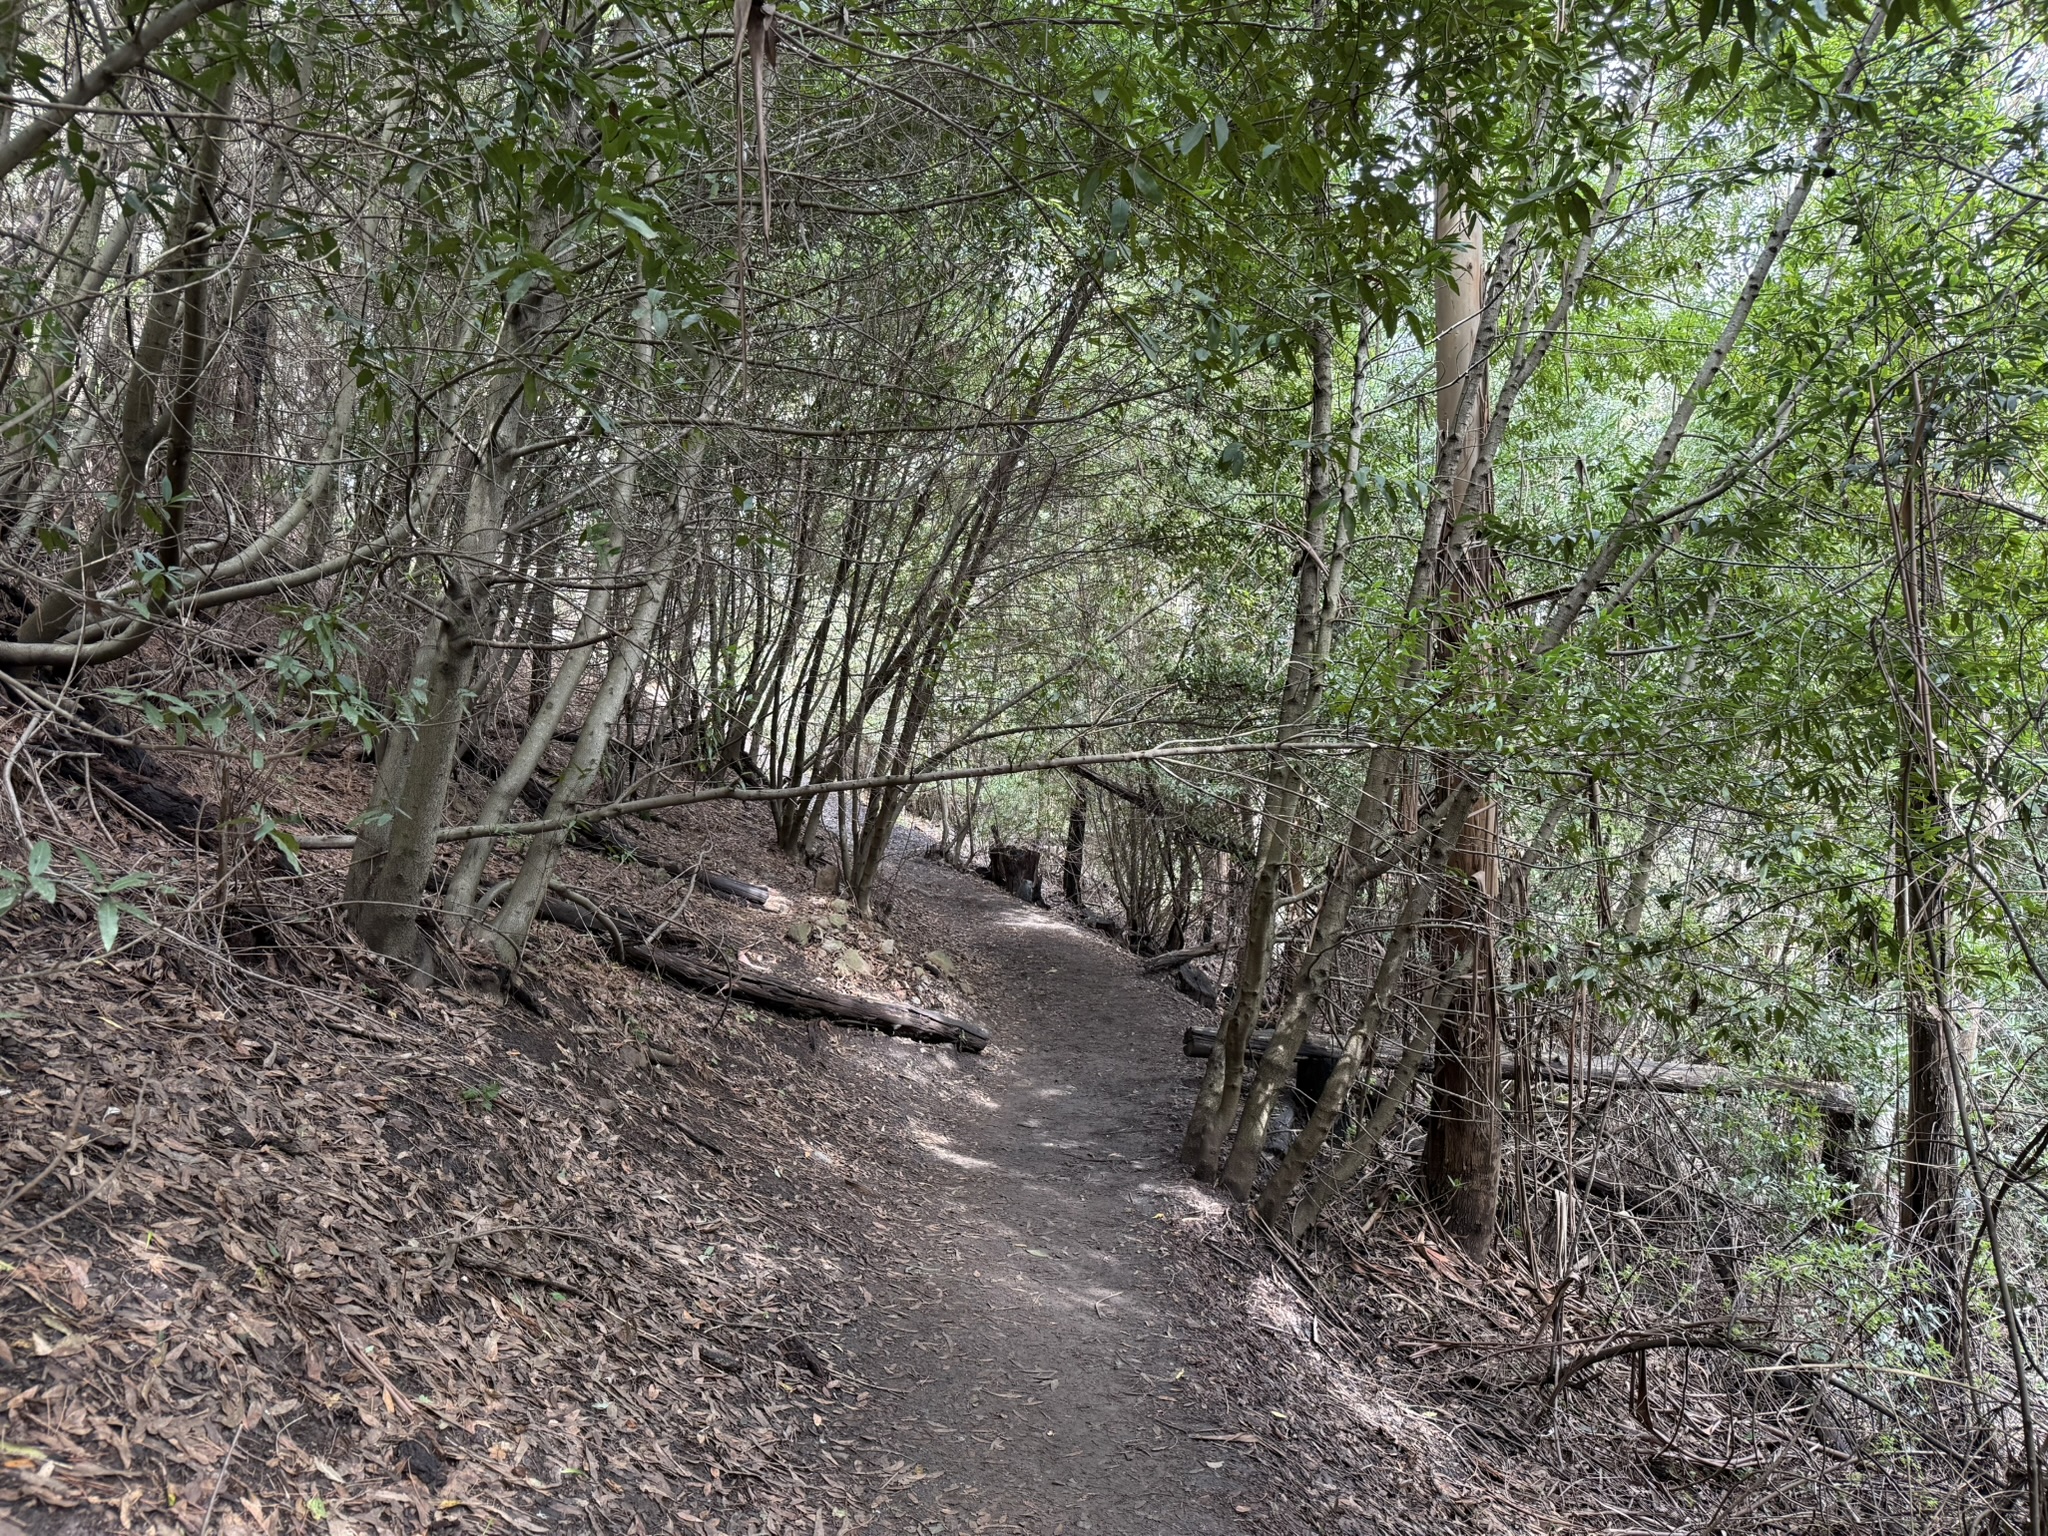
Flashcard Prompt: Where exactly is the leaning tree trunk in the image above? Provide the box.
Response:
[843,275,1094,912]
[1217,748,1400,1198]
[1251,783,1481,1225]
[1212,317,1378,1192]
[488,359,716,965]
[442,289,663,934]
[441,527,621,924]
[13,73,235,649]
[342,259,558,965]
[486,532,676,968]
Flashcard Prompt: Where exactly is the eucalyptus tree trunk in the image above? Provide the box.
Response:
[1243,133,1639,1233]
[1420,194,1506,1258]
[1179,318,1339,1178]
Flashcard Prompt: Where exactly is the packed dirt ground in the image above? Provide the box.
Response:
[3,775,1708,1536]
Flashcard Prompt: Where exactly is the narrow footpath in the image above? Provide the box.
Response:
[819,859,1256,1533]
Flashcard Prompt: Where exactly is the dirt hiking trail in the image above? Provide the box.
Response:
[0,799,1519,1536]
[821,861,1248,1533]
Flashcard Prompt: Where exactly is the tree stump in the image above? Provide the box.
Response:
[985,843,1043,904]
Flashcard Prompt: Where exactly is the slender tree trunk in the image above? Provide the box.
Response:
[14,75,234,645]
[1062,778,1088,904]
[1211,318,1379,1190]
[1180,318,1338,1177]
[843,275,1094,910]
[1252,782,1480,1224]
[1217,749,1399,1197]
[442,530,621,923]
[489,368,714,963]
[1288,974,1460,1237]
[487,544,674,966]
[525,525,559,725]
[1888,392,1958,1278]
[1420,192,1505,1259]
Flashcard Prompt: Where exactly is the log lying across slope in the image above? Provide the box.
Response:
[535,894,988,1052]
[1181,1027,1854,1115]
[460,748,779,908]
[1138,940,1223,975]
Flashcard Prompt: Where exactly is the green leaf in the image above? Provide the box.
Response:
[25,841,54,902]
[1078,159,1108,210]
[604,206,659,241]
[96,896,120,952]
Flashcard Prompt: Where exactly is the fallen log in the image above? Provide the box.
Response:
[460,747,776,905]
[693,870,773,906]
[611,854,777,906]
[1183,1026,1345,1065]
[1180,1027,1855,1115]
[48,701,218,842]
[533,893,987,1052]
[596,842,777,907]
[1079,908,1125,941]
[624,944,989,1052]
[1139,940,1222,974]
